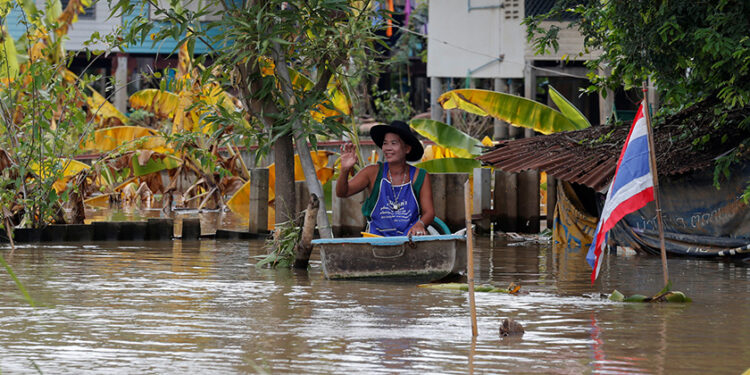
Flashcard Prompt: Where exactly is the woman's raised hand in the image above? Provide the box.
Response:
[339,143,358,171]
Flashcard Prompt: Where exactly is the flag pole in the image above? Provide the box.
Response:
[641,81,669,286]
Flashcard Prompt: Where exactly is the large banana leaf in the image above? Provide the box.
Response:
[548,85,591,130]
[226,150,334,229]
[415,157,482,173]
[62,69,127,125]
[438,89,586,135]
[81,126,170,153]
[0,26,19,79]
[30,158,90,192]
[129,89,180,119]
[410,119,482,158]
[131,151,181,177]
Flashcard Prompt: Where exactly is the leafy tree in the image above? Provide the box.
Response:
[524,1,750,111]
[111,0,383,235]
[0,0,100,229]
[524,0,750,200]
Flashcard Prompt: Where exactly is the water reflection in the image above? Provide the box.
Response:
[0,239,749,374]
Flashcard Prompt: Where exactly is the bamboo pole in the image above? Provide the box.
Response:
[464,179,478,337]
[642,82,669,286]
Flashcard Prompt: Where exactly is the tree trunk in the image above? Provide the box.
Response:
[270,41,334,238]
[293,134,333,238]
[274,133,296,225]
[294,193,319,268]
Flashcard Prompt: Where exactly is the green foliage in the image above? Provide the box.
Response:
[0,6,94,228]
[110,0,381,156]
[608,281,691,303]
[525,1,750,111]
[256,216,300,269]
[415,158,482,174]
[525,1,750,193]
[388,1,428,66]
[373,87,415,124]
[410,119,482,158]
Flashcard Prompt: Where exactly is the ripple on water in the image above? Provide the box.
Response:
[1,240,750,374]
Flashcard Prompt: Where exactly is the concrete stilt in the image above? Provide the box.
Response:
[493,170,517,232]
[598,66,614,126]
[249,168,269,234]
[493,78,509,140]
[472,168,492,232]
[430,77,443,121]
[509,80,523,139]
[523,63,537,139]
[113,53,128,114]
[546,175,557,230]
[518,170,540,233]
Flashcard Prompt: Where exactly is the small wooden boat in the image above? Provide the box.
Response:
[311,234,466,280]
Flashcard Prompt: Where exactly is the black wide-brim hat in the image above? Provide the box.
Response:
[370,120,424,162]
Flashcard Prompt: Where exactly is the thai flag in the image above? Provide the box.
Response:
[586,102,655,283]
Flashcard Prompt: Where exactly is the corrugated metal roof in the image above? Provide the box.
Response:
[478,99,750,191]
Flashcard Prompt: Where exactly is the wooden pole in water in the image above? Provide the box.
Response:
[642,82,669,286]
[464,179,478,337]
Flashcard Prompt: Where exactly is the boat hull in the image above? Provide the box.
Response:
[312,235,466,280]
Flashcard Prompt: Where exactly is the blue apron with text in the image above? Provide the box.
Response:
[367,163,420,236]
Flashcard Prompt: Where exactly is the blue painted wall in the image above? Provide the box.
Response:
[4,0,224,55]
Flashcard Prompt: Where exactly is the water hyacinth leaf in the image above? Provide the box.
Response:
[415,157,482,174]
[548,85,591,130]
[438,89,585,135]
[623,294,649,302]
[409,119,482,158]
[609,290,625,302]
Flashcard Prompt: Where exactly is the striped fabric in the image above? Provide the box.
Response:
[586,102,655,283]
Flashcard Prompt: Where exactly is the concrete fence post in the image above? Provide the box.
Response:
[249,168,269,234]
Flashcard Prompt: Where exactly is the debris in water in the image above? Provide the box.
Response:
[499,318,524,337]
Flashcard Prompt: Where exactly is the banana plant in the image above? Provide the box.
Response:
[225,150,335,230]
[408,118,484,173]
[438,88,590,135]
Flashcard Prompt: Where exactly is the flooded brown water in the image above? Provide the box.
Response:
[1,238,750,374]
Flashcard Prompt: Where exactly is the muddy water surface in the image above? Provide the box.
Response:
[1,238,749,374]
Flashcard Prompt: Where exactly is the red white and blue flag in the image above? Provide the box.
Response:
[586,102,655,283]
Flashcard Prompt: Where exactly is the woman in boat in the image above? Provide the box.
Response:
[336,120,434,237]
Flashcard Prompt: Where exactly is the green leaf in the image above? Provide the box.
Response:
[548,85,591,129]
[131,153,181,177]
[0,26,19,79]
[609,289,625,302]
[415,157,482,173]
[409,119,482,158]
[438,89,585,135]
[623,294,649,302]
